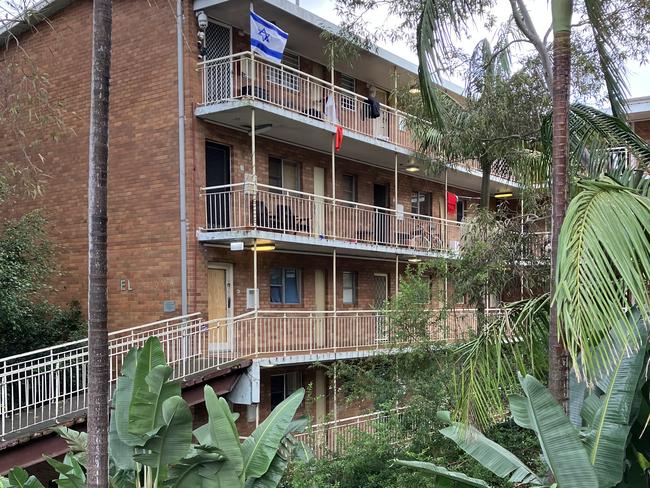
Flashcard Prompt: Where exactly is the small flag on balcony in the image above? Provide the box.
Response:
[250,9,288,63]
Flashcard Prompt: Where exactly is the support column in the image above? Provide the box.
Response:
[395,255,399,294]
[444,169,448,246]
[394,153,398,247]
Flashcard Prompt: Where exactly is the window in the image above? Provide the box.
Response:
[341,174,357,203]
[411,191,432,216]
[339,74,356,111]
[269,157,300,191]
[266,50,300,91]
[270,372,302,408]
[270,267,301,304]
[342,271,357,305]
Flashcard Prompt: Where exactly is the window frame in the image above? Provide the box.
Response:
[341,174,357,203]
[268,157,301,191]
[411,191,432,216]
[339,74,357,112]
[270,267,302,304]
[266,50,301,91]
[270,371,302,408]
[342,271,358,305]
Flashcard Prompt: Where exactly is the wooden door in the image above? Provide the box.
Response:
[314,269,326,348]
[313,167,325,236]
[373,89,388,139]
[208,266,230,349]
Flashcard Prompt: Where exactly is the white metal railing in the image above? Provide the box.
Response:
[295,408,410,458]
[202,182,465,253]
[0,308,491,441]
[198,52,512,180]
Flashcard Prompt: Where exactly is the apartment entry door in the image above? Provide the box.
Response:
[313,167,325,236]
[205,21,232,101]
[374,184,390,244]
[207,263,233,352]
[314,269,326,348]
[373,89,389,140]
[374,273,389,341]
[205,142,231,229]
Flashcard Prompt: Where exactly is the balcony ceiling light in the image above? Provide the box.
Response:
[408,257,421,263]
[405,158,420,173]
[409,85,421,94]
[494,192,514,199]
[252,239,276,251]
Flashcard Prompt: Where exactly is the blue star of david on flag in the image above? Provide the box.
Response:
[250,10,288,63]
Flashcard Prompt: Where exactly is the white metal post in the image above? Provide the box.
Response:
[394,153,398,247]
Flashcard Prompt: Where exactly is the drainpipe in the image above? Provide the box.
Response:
[176,0,188,317]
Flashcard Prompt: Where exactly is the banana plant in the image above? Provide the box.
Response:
[397,316,649,487]
[1,337,309,488]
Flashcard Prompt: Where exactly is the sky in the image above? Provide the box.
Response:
[297,0,650,99]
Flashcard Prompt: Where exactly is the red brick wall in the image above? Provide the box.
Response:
[0,1,187,329]
[1,2,481,332]
[633,119,650,141]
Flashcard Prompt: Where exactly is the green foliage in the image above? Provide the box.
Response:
[282,411,541,488]
[453,295,549,428]
[0,207,85,358]
[401,359,649,488]
[8,337,307,488]
[447,208,549,309]
[556,177,650,383]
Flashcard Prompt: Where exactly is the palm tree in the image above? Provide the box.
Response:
[548,0,573,408]
[416,0,637,405]
[86,0,112,486]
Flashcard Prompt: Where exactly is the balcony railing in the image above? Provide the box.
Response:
[0,308,495,441]
[199,52,415,150]
[201,182,465,253]
[198,52,512,180]
[295,408,410,458]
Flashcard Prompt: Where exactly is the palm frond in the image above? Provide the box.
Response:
[556,177,650,383]
[417,0,488,126]
[453,294,549,428]
[583,0,629,119]
[539,104,650,179]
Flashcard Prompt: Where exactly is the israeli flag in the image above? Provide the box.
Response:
[250,10,288,63]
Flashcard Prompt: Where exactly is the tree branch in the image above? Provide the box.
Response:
[508,0,553,94]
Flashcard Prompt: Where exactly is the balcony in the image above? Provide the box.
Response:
[196,52,513,183]
[198,183,465,256]
[0,308,493,442]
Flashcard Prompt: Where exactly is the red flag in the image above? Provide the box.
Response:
[447,192,457,214]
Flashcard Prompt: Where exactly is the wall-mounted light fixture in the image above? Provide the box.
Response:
[494,192,514,199]
[408,256,422,263]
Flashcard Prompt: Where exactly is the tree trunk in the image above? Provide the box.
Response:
[480,158,492,208]
[548,25,570,408]
[87,1,112,487]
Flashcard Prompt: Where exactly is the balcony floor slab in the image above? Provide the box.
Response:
[197,229,458,260]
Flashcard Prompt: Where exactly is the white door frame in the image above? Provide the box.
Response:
[208,262,234,352]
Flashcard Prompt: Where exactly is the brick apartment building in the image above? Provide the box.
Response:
[1,0,536,439]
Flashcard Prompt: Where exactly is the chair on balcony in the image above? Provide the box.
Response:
[276,204,310,233]
[251,200,275,229]
[240,85,269,101]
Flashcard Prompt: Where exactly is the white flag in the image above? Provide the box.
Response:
[250,10,288,63]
